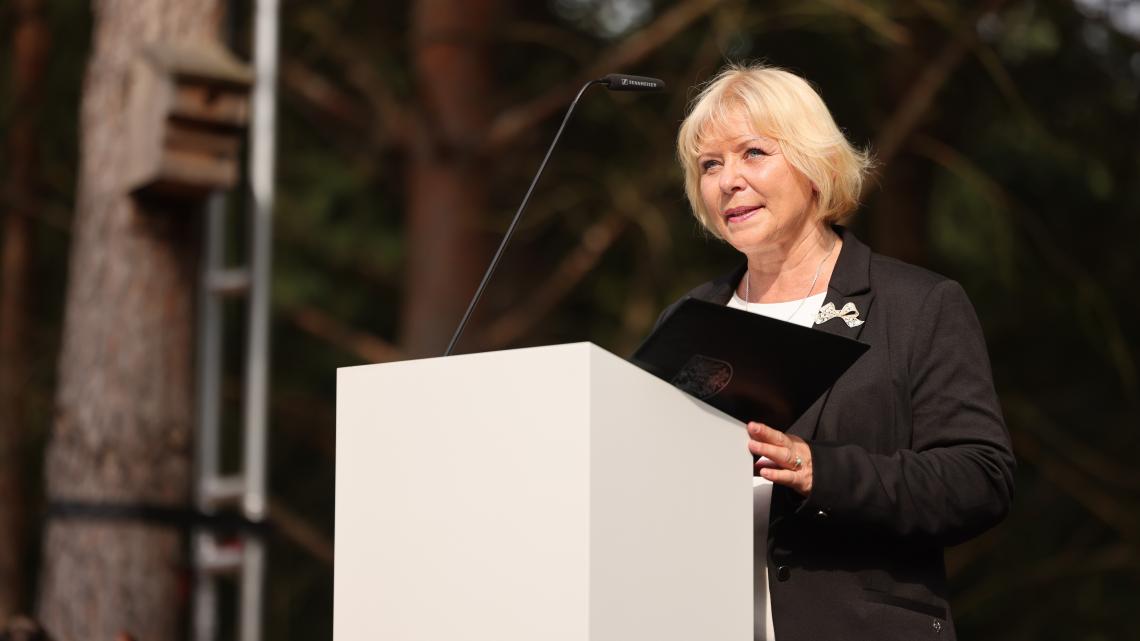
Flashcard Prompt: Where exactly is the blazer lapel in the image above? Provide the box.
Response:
[788,226,875,441]
[683,228,874,441]
[691,263,744,306]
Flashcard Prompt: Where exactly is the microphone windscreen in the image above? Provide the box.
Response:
[600,73,666,92]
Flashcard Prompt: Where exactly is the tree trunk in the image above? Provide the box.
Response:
[867,16,946,265]
[36,2,221,640]
[0,0,49,622]
[401,0,501,356]
[868,155,932,264]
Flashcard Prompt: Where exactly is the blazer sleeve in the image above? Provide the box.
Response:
[801,279,1016,545]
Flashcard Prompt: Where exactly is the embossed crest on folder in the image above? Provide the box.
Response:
[671,355,733,400]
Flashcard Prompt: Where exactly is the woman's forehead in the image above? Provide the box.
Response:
[695,119,773,153]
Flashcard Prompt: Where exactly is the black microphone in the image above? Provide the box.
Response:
[600,74,666,92]
[443,74,666,357]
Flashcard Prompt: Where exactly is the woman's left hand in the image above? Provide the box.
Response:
[748,421,813,497]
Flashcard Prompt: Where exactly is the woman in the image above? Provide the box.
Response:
[664,64,1015,640]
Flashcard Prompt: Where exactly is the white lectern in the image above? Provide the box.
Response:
[336,343,751,641]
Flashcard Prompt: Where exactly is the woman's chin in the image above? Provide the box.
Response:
[723,223,777,254]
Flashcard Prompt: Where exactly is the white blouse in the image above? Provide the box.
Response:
[726,290,826,641]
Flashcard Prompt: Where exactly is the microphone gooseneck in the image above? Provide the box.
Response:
[443,74,664,357]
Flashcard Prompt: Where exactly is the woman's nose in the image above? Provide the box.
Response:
[719,161,745,193]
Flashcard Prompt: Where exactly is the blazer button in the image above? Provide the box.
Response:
[776,565,791,582]
[932,620,943,633]
[816,509,829,518]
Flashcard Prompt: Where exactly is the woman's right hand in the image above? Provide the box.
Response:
[748,421,813,497]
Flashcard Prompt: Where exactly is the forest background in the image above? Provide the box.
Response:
[1,0,1138,640]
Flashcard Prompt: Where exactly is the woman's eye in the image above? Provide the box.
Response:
[700,159,721,172]
[746,147,768,158]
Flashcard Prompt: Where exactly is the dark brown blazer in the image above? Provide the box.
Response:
[657,226,1015,640]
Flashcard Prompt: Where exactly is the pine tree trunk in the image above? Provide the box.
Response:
[868,17,946,265]
[401,0,501,356]
[0,0,49,622]
[36,2,222,640]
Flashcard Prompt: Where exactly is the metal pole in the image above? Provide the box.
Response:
[244,0,278,527]
[444,79,602,356]
[238,0,278,634]
[241,0,279,639]
[193,192,227,641]
[239,539,267,641]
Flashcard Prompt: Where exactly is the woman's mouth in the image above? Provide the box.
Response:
[724,205,761,224]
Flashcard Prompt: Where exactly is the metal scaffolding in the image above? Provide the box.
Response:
[192,0,279,640]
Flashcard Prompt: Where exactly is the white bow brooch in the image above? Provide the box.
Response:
[815,301,864,328]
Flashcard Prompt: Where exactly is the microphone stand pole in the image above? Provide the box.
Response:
[443,79,604,357]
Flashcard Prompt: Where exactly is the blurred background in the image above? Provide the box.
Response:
[1,0,1138,640]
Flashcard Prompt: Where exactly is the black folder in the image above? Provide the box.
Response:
[630,298,869,430]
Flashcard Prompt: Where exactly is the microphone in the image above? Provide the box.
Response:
[443,73,666,357]
[600,74,666,92]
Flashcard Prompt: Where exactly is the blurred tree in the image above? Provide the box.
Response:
[0,0,48,623]
[34,1,223,639]
[402,0,502,356]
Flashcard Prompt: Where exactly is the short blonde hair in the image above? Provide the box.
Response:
[677,64,871,235]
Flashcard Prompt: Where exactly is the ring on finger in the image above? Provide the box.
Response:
[792,456,803,471]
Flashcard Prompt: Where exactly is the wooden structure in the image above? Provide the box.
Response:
[125,40,254,198]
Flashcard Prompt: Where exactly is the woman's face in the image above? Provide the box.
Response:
[696,112,817,255]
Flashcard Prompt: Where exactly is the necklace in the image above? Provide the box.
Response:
[743,237,836,322]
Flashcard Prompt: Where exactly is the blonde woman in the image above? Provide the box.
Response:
[659,64,1015,640]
